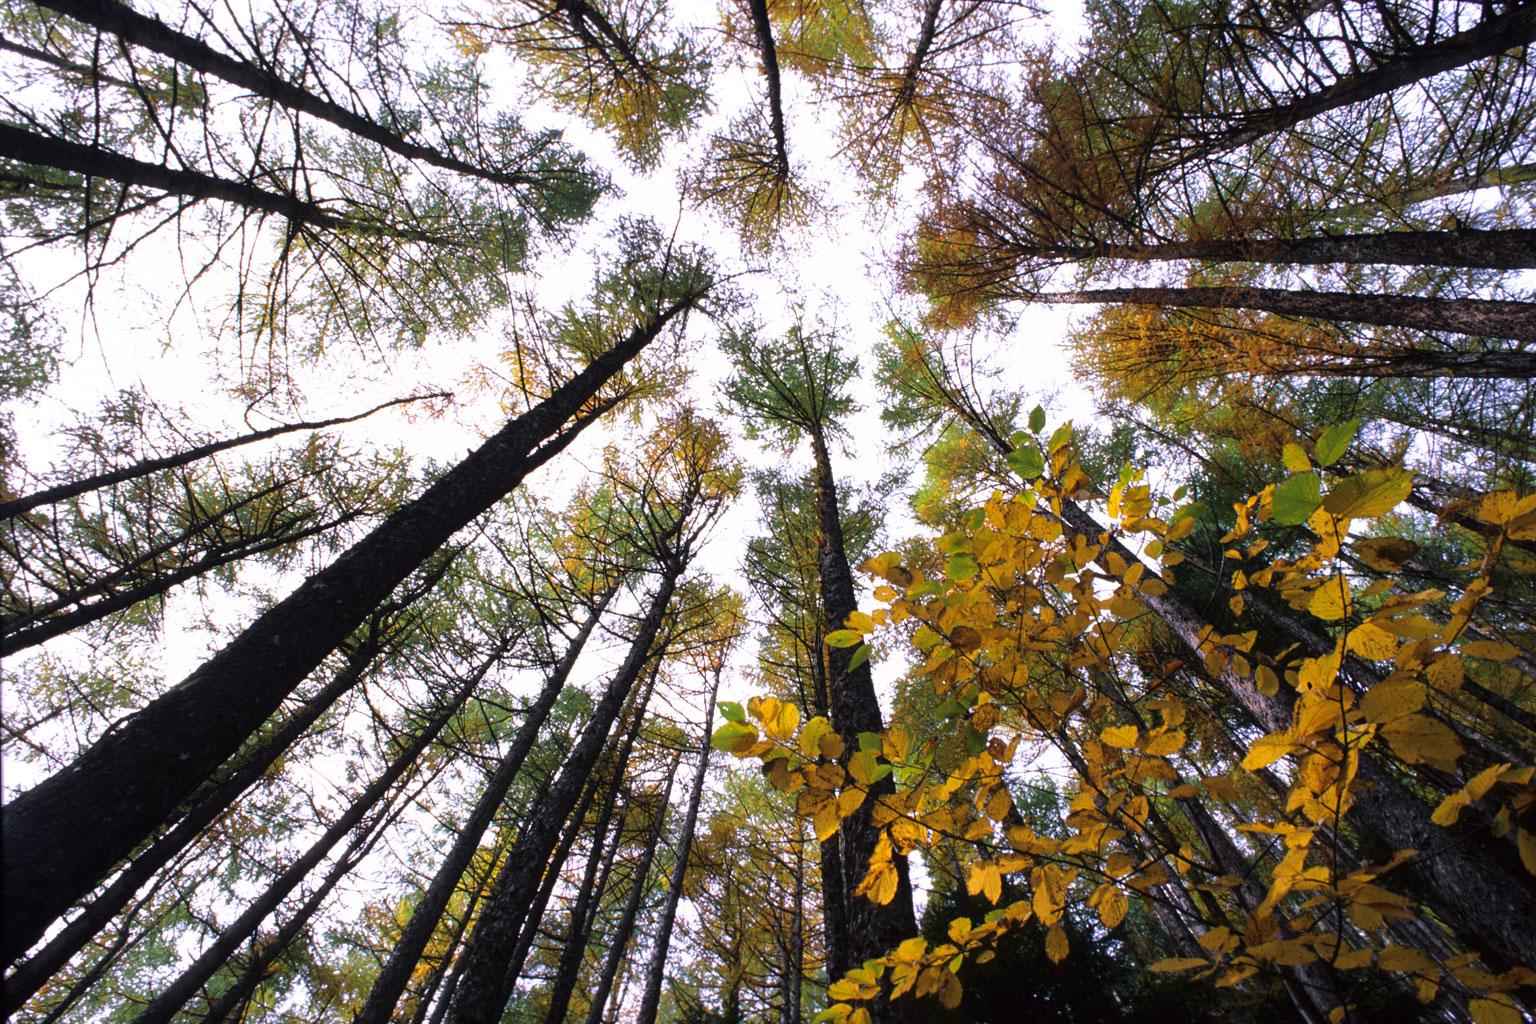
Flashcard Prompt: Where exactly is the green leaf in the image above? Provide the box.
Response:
[711,721,757,752]
[946,552,979,582]
[1323,468,1412,520]
[1281,443,1311,474]
[1028,405,1046,433]
[1314,419,1359,468]
[719,700,746,724]
[858,731,884,752]
[825,628,864,648]
[1007,442,1044,479]
[1272,472,1322,526]
[848,643,871,671]
[1047,421,1073,453]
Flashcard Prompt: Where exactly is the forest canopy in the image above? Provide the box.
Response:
[1,1,1534,1023]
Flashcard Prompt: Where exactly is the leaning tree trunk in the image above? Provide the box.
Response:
[807,432,919,1011]
[31,0,544,190]
[542,674,658,1024]
[582,752,681,1024]
[1074,229,1536,270]
[356,586,618,1024]
[1032,285,1536,345]
[127,653,493,1024]
[634,676,718,1024]
[445,564,682,1024]
[1,291,700,963]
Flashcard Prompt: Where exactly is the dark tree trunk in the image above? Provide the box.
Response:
[356,587,617,1024]
[581,752,680,1024]
[31,0,547,190]
[1,291,699,963]
[1034,285,1536,344]
[445,566,681,1024]
[744,0,790,176]
[634,677,717,1024]
[127,654,492,1024]
[807,432,918,1012]
[1079,229,1536,270]
[0,392,444,521]
[1148,3,1536,177]
[0,632,382,1006]
[543,668,658,1024]
[0,123,442,241]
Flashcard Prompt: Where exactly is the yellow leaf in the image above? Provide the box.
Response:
[1475,491,1519,526]
[1282,443,1311,473]
[814,804,841,842]
[846,610,875,633]
[1519,828,1536,876]
[1044,923,1069,963]
[1242,733,1296,770]
[1148,958,1207,973]
[1308,581,1349,622]
[1359,678,1426,724]
[1101,725,1138,749]
[1323,468,1413,520]
[1347,622,1397,661]
[1470,997,1523,1024]
[799,716,832,757]
[1378,945,1436,973]
[1142,730,1186,756]
[1380,715,1463,771]
[1356,537,1420,571]
[1098,887,1128,928]
[1460,640,1520,661]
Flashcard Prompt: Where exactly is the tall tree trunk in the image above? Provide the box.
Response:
[0,290,701,963]
[445,565,682,1024]
[634,675,718,1024]
[1145,3,1536,178]
[0,123,445,241]
[127,651,494,1024]
[356,586,618,1024]
[807,432,918,1009]
[744,0,790,176]
[543,669,658,1024]
[31,0,548,190]
[1,632,381,1007]
[0,391,444,520]
[581,753,681,1024]
[1032,285,1536,345]
[1060,229,1536,270]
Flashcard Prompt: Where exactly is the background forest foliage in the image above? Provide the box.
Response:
[1,1,1534,1023]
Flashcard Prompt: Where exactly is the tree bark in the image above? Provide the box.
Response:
[634,676,717,1024]
[31,0,548,190]
[1146,3,1536,178]
[1,291,700,963]
[0,123,444,241]
[0,392,445,521]
[0,631,381,1006]
[744,0,790,177]
[1061,229,1536,270]
[581,752,680,1024]
[1032,285,1536,344]
[356,586,617,1024]
[127,652,492,1024]
[807,431,918,1014]
[445,566,681,1024]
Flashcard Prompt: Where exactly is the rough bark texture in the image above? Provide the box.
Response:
[0,637,378,1005]
[445,568,680,1024]
[634,681,717,1024]
[0,392,443,520]
[808,432,919,1016]
[33,0,543,189]
[1149,3,1536,176]
[582,753,680,1024]
[128,658,488,1024]
[1036,285,1536,344]
[355,587,616,1024]
[1,295,697,962]
[745,0,790,176]
[1059,229,1536,270]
